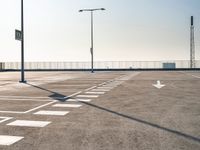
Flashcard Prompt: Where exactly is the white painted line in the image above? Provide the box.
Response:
[34,110,69,116]
[25,91,82,114]
[0,96,50,99]
[191,75,200,78]
[103,84,117,87]
[67,99,91,102]
[7,120,51,128]
[0,117,13,124]
[84,86,97,91]
[85,92,105,94]
[0,135,24,146]
[0,111,25,114]
[152,80,165,89]
[63,91,82,99]
[24,101,56,113]
[91,89,110,92]
[0,98,53,102]
[76,95,99,98]
[98,86,114,88]
[52,104,82,108]
[53,84,91,87]
[98,82,107,86]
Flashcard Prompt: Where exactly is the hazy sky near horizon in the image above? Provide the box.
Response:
[0,0,200,62]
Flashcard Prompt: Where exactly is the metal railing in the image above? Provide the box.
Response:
[1,60,200,70]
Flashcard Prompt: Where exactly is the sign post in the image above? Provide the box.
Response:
[15,0,26,83]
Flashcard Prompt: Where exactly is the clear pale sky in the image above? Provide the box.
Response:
[0,0,200,62]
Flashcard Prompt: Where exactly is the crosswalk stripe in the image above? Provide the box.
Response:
[67,98,91,102]
[7,120,51,127]
[52,104,82,108]
[76,95,99,98]
[0,135,24,146]
[92,89,110,92]
[85,92,105,94]
[34,110,69,116]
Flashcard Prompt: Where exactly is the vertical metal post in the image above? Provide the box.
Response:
[20,0,26,83]
[91,11,94,73]
[190,16,195,69]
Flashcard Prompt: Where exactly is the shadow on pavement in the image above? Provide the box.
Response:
[26,83,68,101]
[25,83,200,143]
[80,101,200,144]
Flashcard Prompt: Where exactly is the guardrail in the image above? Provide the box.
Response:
[1,60,200,70]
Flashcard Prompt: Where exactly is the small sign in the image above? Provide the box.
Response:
[15,30,22,41]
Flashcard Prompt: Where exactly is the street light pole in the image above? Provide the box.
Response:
[20,0,26,83]
[79,8,105,73]
[91,11,94,73]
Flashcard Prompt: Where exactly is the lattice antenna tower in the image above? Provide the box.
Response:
[190,16,195,68]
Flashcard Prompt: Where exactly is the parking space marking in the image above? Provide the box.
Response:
[0,111,25,114]
[85,92,105,94]
[97,87,114,89]
[52,84,91,87]
[0,117,13,124]
[91,89,110,92]
[0,98,53,102]
[24,101,57,114]
[7,120,51,128]
[191,75,200,78]
[0,135,24,146]
[0,96,51,100]
[34,110,69,116]
[67,99,91,102]
[52,104,82,108]
[84,86,97,91]
[103,85,117,87]
[76,95,99,98]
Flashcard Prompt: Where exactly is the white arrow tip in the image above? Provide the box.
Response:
[153,80,165,89]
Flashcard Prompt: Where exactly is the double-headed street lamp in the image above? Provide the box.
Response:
[79,8,105,73]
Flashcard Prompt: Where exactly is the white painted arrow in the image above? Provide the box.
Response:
[152,80,165,89]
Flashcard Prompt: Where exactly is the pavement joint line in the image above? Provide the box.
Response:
[0,117,13,124]
[34,110,69,116]
[52,104,82,108]
[7,120,51,128]
[0,135,24,146]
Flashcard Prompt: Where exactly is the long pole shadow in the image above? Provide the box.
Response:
[80,101,200,143]
[26,83,68,101]
[25,83,200,143]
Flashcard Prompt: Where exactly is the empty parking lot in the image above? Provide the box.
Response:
[0,71,199,150]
